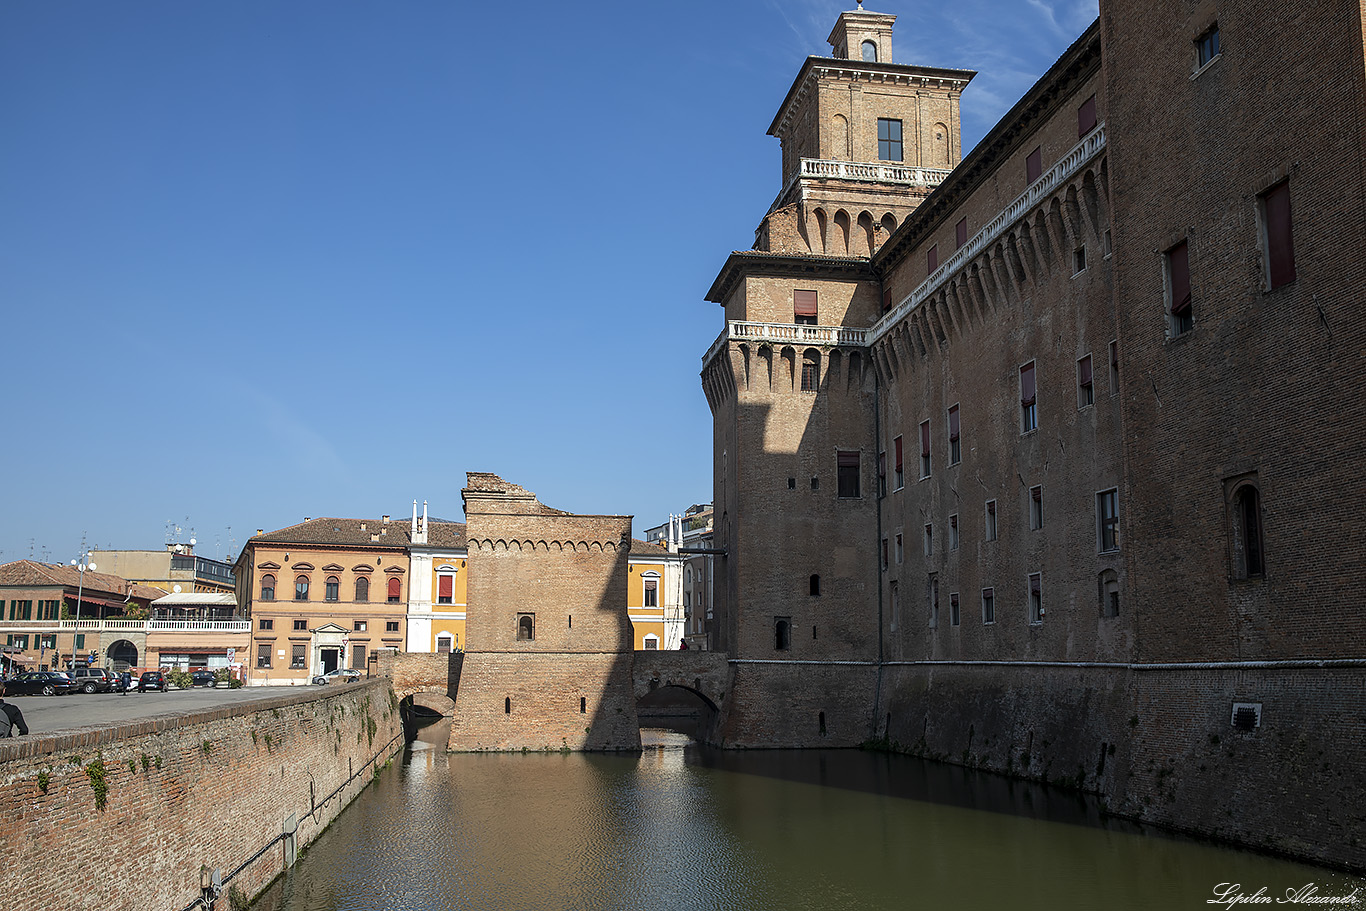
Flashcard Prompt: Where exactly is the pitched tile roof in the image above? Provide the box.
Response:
[0,560,169,600]
[250,517,467,550]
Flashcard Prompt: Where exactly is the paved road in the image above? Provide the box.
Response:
[4,683,352,735]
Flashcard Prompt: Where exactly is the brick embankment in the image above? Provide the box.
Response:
[0,679,404,911]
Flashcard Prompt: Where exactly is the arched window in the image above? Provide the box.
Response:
[294,576,309,601]
[861,40,877,62]
[325,576,339,602]
[1231,483,1265,578]
[354,576,369,602]
[260,574,275,601]
[810,574,821,596]
[685,566,692,584]
[801,351,820,392]
[517,613,535,641]
[387,577,402,603]
[643,634,659,650]
[775,617,792,651]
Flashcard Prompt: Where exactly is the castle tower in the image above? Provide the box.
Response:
[449,473,640,752]
[756,5,974,256]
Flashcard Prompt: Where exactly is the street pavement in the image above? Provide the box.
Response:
[5,683,335,736]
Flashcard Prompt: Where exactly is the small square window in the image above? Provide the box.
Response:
[386,620,400,632]
[354,620,367,632]
[294,619,307,631]
[1030,486,1043,530]
[949,514,959,551]
[1078,355,1095,407]
[811,476,820,490]
[985,500,998,542]
[259,618,274,631]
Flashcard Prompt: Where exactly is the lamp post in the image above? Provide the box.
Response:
[70,553,95,670]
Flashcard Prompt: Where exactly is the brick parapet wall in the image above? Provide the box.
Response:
[0,679,404,910]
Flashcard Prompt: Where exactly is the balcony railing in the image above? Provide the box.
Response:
[799,158,953,188]
[0,619,249,633]
[703,321,869,368]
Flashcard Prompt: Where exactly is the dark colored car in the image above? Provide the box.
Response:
[191,670,218,687]
[110,671,134,693]
[138,671,167,692]
[7,671,77,696]
[68,666,115,693]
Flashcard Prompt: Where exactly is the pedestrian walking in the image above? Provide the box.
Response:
[0,684,28,738]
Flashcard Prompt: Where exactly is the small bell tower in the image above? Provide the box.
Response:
[827,2,896,63]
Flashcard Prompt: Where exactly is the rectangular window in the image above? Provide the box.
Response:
[386,620,400,632]
[927,243,939,275]
[1029,573,1043,623]
[354,620,367,632]
[794,289,818,325]
[644,579,658,607]
[1196,24,1220,68]
[895,533,904,565]
[950,592,960,627]
[801,359,818,392]
[877,118,903,161]
[294,619,307,631]
[1030,486,1044,530]
[890,581,900,632]
[259,618,274,631]
[1078,94,1097,137]
[985,500,998,542]
[257,643,272,669]
[928,576,939,629]
[40,634,56,649]
[955,218,968,249]
[1167,240,1193,335]
[1098,488,1120,552]
[881,538,889,570]
[923,524,933,557]
[1073,245,1087,274]
[919,420,931,478]
[291,643,306,669]
[353,644,367,669]
[1260,181,1295,290]
[1020,361,1038,432]
[948,404,961,465]
[982,588,996,624]
[894,436,904,489]
[882,289,893,312]
[878,452,887,498]
[1026,145,1042,183]
[75,633,85,649]
[1109,340,1120,394]
[1078,355,1094,407]
[837,451,861,498]
[438,574,454,604]
[949,514,959,551]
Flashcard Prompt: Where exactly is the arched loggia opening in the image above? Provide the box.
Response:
[637,682,720,747]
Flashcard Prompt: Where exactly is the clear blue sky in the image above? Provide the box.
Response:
[0,0,1098,565]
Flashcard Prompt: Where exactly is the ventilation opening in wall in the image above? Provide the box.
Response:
[1231,702,1262,730]
[580,696,586,714]
[819,711,827,737]
[504,697,511,714]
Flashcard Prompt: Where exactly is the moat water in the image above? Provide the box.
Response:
[254,720,1364,911]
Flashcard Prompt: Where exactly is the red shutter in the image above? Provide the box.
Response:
[1021,363,1036,406]
[1169,241,1191,314]
[920,421,931,457]
[388,577,401,600]
[1264,182,1296,289]
[794,290,818,318]
[438,575,452,599]
[1078,95,1097,137]
[948,405,960,441]
[894,436,903,472]
[955,219,967,249]
[1026,146,1042,183]
[927,244,939,274]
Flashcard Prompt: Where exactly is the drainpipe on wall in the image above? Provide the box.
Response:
[872,356,885,738]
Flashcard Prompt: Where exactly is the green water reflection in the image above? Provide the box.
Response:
[254,722,1364,911]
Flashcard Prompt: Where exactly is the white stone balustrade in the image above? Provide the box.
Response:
[703,322,869,369]
[0,618,249,633]
[800,158,952,187]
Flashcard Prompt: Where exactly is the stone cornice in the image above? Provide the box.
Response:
[705,251,876,306]
[768,56,976,140]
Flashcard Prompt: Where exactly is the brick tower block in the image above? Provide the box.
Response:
[448,473,641,752]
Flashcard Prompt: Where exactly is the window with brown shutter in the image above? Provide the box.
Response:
[1167,240,1193,335]
[1078,355,1094,407]
[955,218,967,249]
[1026,146,1042,183]
[794,289,818,325]
[1261,181,1295,290]
[927,244,938,274]
[1078,95,1097,137]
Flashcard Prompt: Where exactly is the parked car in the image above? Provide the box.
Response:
[110,671,134,693]
[7,671,77,696]
[312,668,362,685]
[138,671,167,692]
[190,669,218,687]
[68,666,115,694]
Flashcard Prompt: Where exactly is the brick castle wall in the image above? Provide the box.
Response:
[0,680,403,910]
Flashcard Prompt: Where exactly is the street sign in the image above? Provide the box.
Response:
[226,648,236,661]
